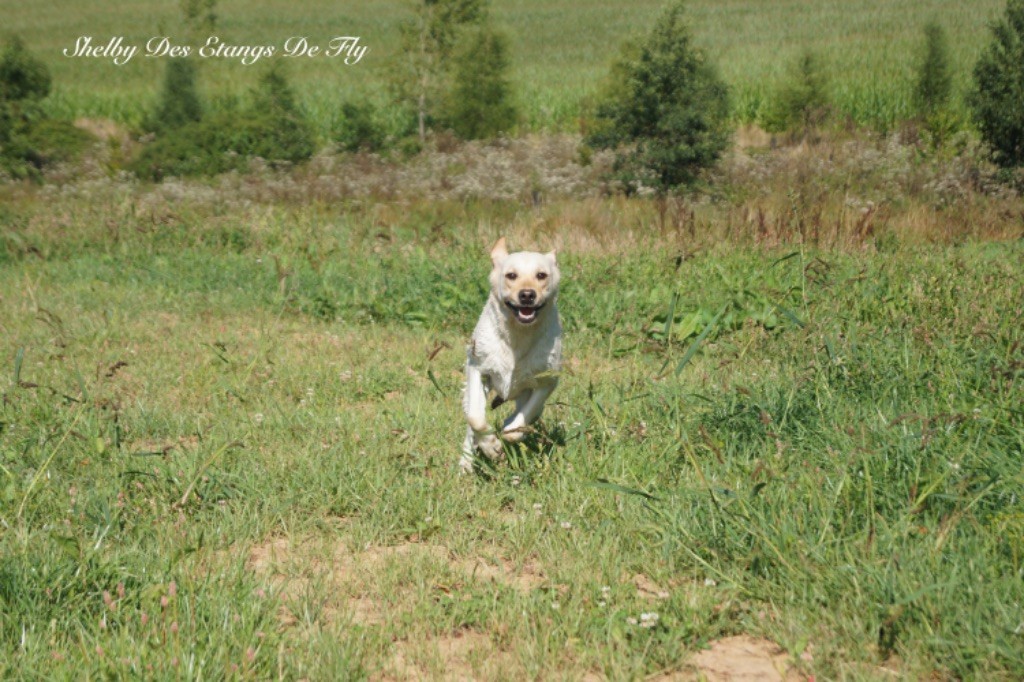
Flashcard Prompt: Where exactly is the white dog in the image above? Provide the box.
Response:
[461,237,562,473]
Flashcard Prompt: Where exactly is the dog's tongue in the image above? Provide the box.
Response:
[519,308,535,321]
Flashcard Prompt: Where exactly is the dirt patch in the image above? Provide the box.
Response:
[246,535,374,626]
[381,630,518,681]
[669,635,801,682]
[632,573,671,600]
[245,536,546,630]
[359,542,449,568]
[735,124,773,150]
[459,555,546,592]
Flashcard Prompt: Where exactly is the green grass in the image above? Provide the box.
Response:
[1,192,1021,678]
[3,0,1009,132]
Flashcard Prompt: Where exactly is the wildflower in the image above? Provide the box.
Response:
[253,413,265,425]
[560,521,572,530]
[704,578,717,587]
[640,612,659,628]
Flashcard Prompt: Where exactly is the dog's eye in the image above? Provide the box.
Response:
[536,272,548,281]
[505,272,518,281]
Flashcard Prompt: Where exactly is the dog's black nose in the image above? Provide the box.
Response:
[518,289,537,306]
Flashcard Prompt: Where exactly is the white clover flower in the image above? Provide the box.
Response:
[640,612,659,628]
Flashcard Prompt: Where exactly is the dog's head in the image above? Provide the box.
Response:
[488,237,559,326]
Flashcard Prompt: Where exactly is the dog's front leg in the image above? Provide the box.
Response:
[501,380,558,442]
[461,363,503,472]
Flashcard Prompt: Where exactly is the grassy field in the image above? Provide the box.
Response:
[0,168,1022,678]
[3,0,1009,131]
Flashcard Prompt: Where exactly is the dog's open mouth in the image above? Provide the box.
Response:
[506,301,544,324]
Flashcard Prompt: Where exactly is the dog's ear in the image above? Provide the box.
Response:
[490,237,509,267]
[546,249,557,266]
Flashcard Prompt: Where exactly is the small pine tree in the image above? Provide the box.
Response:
[761,51,830,135]
[252,62,301,116]
[585,1,731,192]
[443,26,517,139]
[914,22,953,118]
[146,60,203,133]
[970,0,1024,167]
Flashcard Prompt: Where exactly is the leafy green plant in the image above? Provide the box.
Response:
[585,1,731,192]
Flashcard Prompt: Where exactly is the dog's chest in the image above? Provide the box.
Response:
[471,311,560,400]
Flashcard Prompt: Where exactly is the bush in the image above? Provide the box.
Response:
[442,26,518,139]
[132,63,315,180]
[761,51,831,135]
[131,108,314,181]
[143,60,203,133]
[585,1,731,192]
[0,36,50,103]
[0,37,91,179]
[970,0,1024,167]
[334,100,387,152]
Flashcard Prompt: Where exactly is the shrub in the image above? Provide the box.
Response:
[585,1,731,192]
[131,64,314,180]
[442,25,517,139]
[143,60,203,133]
[334,101,387,152]
[0,36,50,102]
[761,51,831,135]
[970,0,1024,167]
[131,109,315,181]
[0,37,91,179]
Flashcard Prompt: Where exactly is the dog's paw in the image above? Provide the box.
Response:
[475,432,504,460]
[459,452,476,475]
[500,426,528,443]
